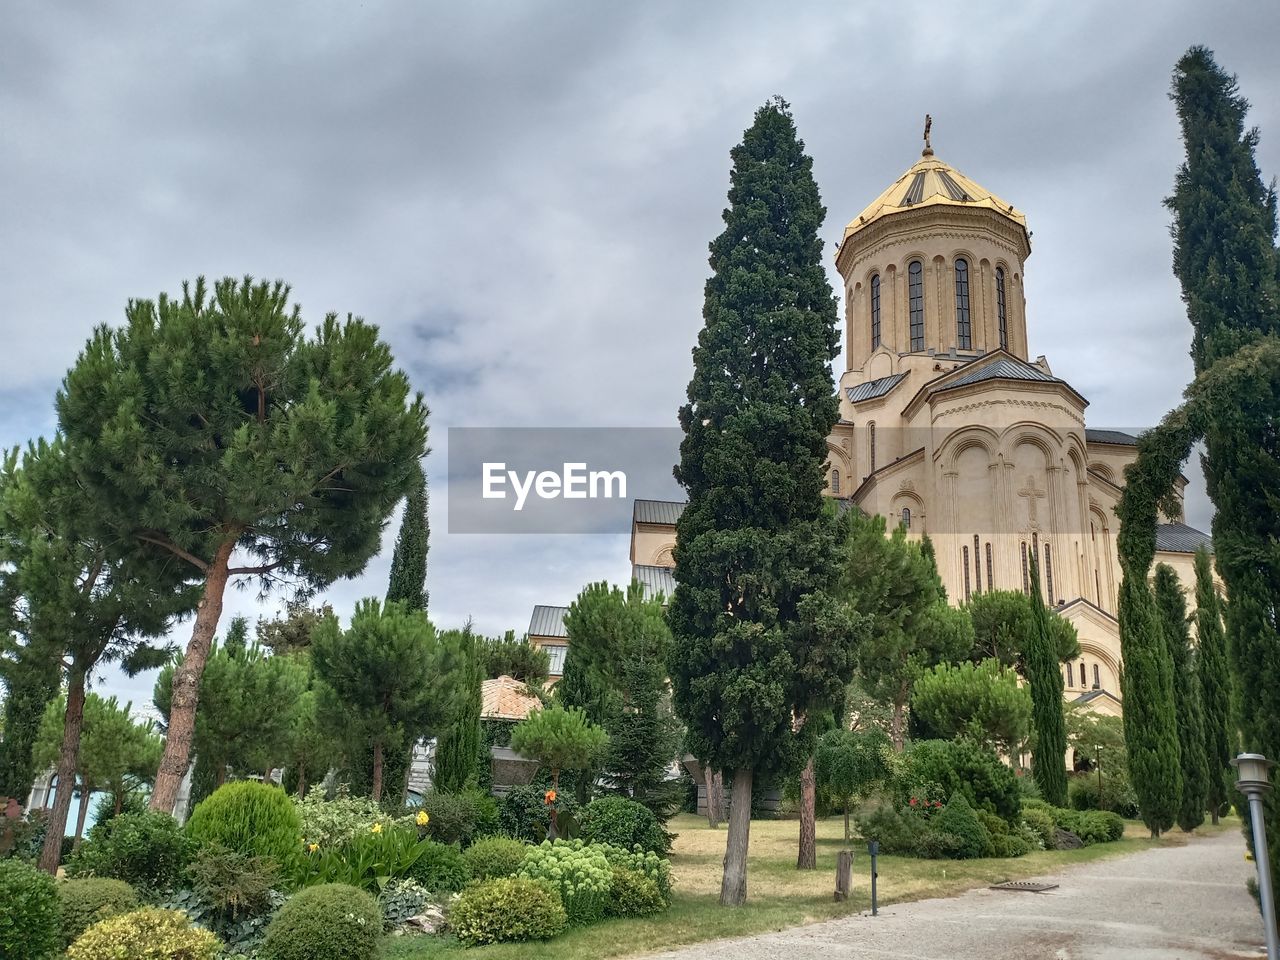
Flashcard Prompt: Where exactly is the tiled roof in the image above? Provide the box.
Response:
[632,564,676,600]
[528,604,568,638]
[1086,429,1140,446]
[941,356,1061,390]
[633,499,686,525]
[1155,522,1213,554]
[480,676,541,722]
[846,373,908,404]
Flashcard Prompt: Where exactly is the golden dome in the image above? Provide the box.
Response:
[840,153,1028,249]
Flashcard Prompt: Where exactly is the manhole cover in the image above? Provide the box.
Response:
[989,880,1059,893]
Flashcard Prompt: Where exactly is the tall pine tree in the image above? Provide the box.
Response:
[1154,564,1207,832]
[1026,556,1068,807]
[386,462,429,611]
[1194,547,1232,823]
[668,99,857,906]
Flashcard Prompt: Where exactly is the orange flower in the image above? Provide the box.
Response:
[544,789,557,805]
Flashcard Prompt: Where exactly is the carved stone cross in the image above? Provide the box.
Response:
[1018,474,1046,527]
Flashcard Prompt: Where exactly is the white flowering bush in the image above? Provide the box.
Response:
[517,839,614,925]
[597,843,673,902]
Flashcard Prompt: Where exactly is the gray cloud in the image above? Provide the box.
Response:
[2,0,1277,704]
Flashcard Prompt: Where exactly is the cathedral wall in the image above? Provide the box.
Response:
[631,523,676,567]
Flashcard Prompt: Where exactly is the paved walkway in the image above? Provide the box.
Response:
[648,830,1265,960]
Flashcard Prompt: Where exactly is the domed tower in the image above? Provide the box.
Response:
[836,125,1031,379]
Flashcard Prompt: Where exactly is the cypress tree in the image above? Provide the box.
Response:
[386,462,429,611]
[668,98,857,905]
[432,627,483,794]
[1154,564,1207,832]
[0,638,60,803]
[1194,547,1233,823]
[1026,556,1068,807]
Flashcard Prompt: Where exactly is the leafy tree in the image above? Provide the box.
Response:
[55,277,427,812]
[1065,704,1130,812]
[0,634,60,803]
[1153,564,1208,832]
[256,603,335,656]
[311,599,462,802]
[910,659,1031,755]
[479,631,550,687]
[966,590,1080,673]
[433,626,484,794]
[814,727,895,844]
[1026,556,1069,807]
[667,100,858,904]
[509,704,607,796]
[1193,548,1232,823]
[386,461,429,611]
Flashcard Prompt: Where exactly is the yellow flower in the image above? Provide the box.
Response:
[308,842,319,853]
[416,811,430,827]
[371,822,383,834]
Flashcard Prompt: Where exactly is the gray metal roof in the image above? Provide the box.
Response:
[845,373,908,404]
[941,356,1061,390]
[527,604,568,638]
[1085,429,1141,446]
[633,499,686,525]
[1155,522,1213,554]
[632,564,676,600]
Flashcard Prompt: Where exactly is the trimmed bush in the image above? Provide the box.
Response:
[463,836,528,880]
[59,878,139,947]
[448,877,567,946]
[854,804,927,855]
[186,781,301,868]
[418,789,498,847]
[0,858,61,960]
[65,811,191,889]
[1021,807,1057,850]
[931,792,992,859]
[260,883,382,960]
[900,739,1021,821]
[975,810,1031,858]
[518,839,613,925]
[1058,809,1125,845]
[406,839,470,893]
[598,843,673,901]
[606,867,665,917]
[579,796,670,855]
[499,784,577,842]
[66,907,219,960]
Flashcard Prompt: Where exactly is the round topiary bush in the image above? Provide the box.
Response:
[579,796,670,855]
[186,781,301,869]
[606,866,666,917]
[929,792,993,859]
[463,836,528,880]
[66,907,220,960]
[259,883,382,960]
[448,877,567,946]
[0,858,61,960]
[58,877,139,946]
[65,811,191,889]
[406,840,470,893]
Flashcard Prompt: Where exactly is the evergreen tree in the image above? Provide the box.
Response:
[432,626,483,794]
[667,99,858,905]
[479,631,550,687]
[55,277,427,812]
[966,589,1080,673]
[1194,547,1232,823]
[1026,556,1069,807]
[910,658,1031,755]
[1153,564,1208,832]
[386,462,429,611]
[0,636,60,803]
[311,599,463,802]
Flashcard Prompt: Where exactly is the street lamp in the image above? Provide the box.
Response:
[1233,753,1278,960]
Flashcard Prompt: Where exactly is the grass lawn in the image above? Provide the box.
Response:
[384,812,1233,960]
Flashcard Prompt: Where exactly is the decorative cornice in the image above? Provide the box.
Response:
[838,205,1029,277]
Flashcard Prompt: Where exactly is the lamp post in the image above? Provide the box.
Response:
[1233,753,1278,960]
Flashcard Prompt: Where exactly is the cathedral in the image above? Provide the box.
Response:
[529,129,1214,726]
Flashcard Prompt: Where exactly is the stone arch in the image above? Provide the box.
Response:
[651,544,675,567]
[890,488,925,533]
[1075,639,1121,693]
[1090,462,1115,483]
[826,442,853,494]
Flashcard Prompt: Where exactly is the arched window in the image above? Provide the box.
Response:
[1079,661,1087,688]
[869,422,877,471]
[830,469,840,494]
[1064,664,1072,688]
[1020,542,1030,595]
[954,258,971,349]
[1044,543,1055,603]
[908,260,924,351]
[985,542,994,592]
[962,546,972,601]
[973,535,982,594]
[996,266,1008,350]
[1093,663,1101,689]
[901,507,911,530]
[870,273,881,350]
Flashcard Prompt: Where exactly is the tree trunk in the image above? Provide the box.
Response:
[113,791,123,817]
[214,762,227,788]
[39,670,86,873]
[890,685,908,752]
[706,765,724,828]
[720,767,753,906]
[1211,808,1220,826]
[797,756,816,869]
[371,740,384,803]
[151,539,235,813]
[843,801,851,845]
[73,779,92,847]
[296,763,308,800]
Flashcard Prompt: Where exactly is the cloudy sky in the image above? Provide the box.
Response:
[2,1,1278,709]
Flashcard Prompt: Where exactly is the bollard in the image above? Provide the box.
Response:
[868,839,879,916]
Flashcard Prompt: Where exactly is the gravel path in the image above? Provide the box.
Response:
[647,830,1265,960]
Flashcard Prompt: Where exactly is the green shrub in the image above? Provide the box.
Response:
[900,739,1021,821]
[517,839,613,925]
[448,877,567,946]
[377,878,430,932]
[499,784,577,842]
[1020,807,1056,850]
[854,804,928,855]
[295,823,432,892]
[975,810,1031,858]
[606,866,666,917]
[463,836,528,880]
[407,839,471,893]
[1068,773,1140,819]
[915,829,963,859]
[188,843,281,919]
[418,789,498,847]
[65,811,191,890]
[186,781,301,869]
[598,843,673,901]
[1057,809,1124,845]
[260,883,382,960]
[579,796,670,855]
[296,791,387,847]
[931,792,992,859]
[0,857,61,959]
[66,907,220,960]
[58,878,139,947]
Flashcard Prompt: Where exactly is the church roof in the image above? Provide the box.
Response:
[1155,522,1213,554]
[942,356,1061,390]
[632,563,676,600]
[633,499,685,526]
[528,604,568,638]
[481,676,541,722]
[846,372,908,404]
[841,152,1028,248]
[1085,429,1140,446]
